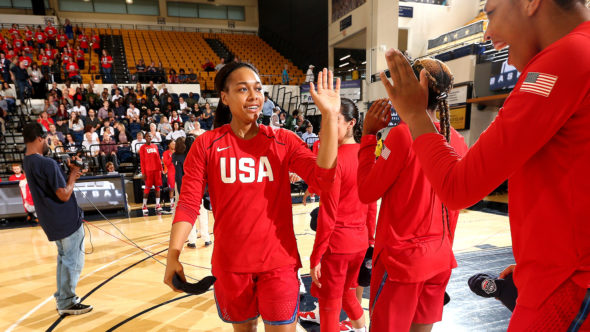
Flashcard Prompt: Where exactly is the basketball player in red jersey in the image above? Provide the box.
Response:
[162,140,176,209]
[164,62,341,331]
[139,132,163,215]
[379,1,590,330]
[307,98,369,332]
[358,59,468,332]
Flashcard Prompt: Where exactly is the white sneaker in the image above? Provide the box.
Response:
[155,204,163,213]
[298,302,319,324]
[142,205,148,215]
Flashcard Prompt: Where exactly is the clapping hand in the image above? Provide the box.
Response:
[309,68,341,118]
[363,98,391,136]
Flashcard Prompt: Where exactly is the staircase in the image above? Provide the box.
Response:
[101,34,130,83]
[204,38,234,62]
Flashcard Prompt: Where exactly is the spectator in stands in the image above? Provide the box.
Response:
[64,133,79,153]
[71,99,87,117]
[100,49,113,84]
[73,24,82,37]
[99,131,118,172]
[37,111,54,132]
[48,82,63,99]
[22,41,34,60]
[184,92,197,109]
[47,122,65,145]
[177,96,188,112]
[9,164,37,223]
[85,109,100,131]
[0,105,6,139]
[184,113,197,133]
[65,60,81,83]
[0,53,11,83]
[261,92,274,125]
[305,64,315,83]
[284,110,298,132]
[270,106,282,129]
[24,26,33,45]
[136,59,146,83]
[202,58,215,72]
[64,19,73,40]
[28,63,45,98]
[131,131,146,154]
[282,64,290,85]
[147,122,162,144]
[146,62,157,82]
[10,60,32,102]
[69,111,84,142]
[111,90,124,105]
[215,58,226,71]
[105,161,116,174]
[200,102,213,130]
[178,69,187,84]
[169,110,183,125]
[168,69,178,84]
[111,83,123,96]
[166,121,186,141]
[114,122,129,144]
[82,125,100,167]
[45,95,58,117]
[156,61,165,83]
[158,116,172,137]
[33,26,46,51]
[74,45,84,71]
[90,32,100,55]
[77,32,89,53]
[295,113,305,133]
[97,100,109,121]
[72,87,85,105]
[301,122,318,148]
[99,118,114,137]
[187,68,198,83]
[1,82,16,113]
[127,102,140,123]
[86,95,100,113]
[113,99,125,120]
[57,28,68,51]
[44,21,57,48]
[55,116,68,136]
[18,50,32,68]
[47,127,63,153]
[55,104,69,121]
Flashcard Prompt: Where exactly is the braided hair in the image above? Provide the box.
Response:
[411,58,454,143]
[411,58,455,241]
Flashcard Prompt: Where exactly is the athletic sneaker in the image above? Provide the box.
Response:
[187,243,196,248]
[155,204,163,213]
[170,202,175,210]
[58,303,93,316]
[142,205,148,215]
[339,320,353,331]
[298,303,320,324]
[204,241,212,247]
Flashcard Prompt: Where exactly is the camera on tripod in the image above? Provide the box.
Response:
[58,154,89,172]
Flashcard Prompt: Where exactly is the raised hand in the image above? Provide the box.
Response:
[363,98,391,136]
[380,49,429,123]
[309,68,341,117]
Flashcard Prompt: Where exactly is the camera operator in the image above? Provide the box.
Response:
[22,122,93,316]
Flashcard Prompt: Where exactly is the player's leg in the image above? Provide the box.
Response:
[142,171,153,215]
[154,171,163,212]
[341,251,366,330]
[232,320,258,332]
[199,202,211,245]
[257,265,299,332]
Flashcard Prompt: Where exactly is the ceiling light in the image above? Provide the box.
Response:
[338,62,349,68]
[339,54,351,61]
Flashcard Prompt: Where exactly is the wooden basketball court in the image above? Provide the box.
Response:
[1,198,512,331]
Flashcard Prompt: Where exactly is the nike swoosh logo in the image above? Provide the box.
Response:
[216,146,231,152]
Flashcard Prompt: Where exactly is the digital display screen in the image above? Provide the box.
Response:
[0,175,127,219]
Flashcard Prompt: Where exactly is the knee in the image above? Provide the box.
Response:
[233,319,257,332]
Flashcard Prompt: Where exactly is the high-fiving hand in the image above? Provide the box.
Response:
[380,49,429,123]
[309,68,341,117]
[363,98,391,136]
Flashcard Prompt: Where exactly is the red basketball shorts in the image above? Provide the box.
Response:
[310,249,365,300]
[143,170,162,193]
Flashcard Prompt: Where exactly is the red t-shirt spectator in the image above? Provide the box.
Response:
[75,49,84,61]
[0,35,5,49]
[22,45,33,55]
[66,61,79,77]
[77,34,88,49]
[19,56,32,68]
[34,31,46,45]
[8,28,20,38]
[24,29,33,42]
[57,34,68,48]
[6,49,16,59]
[43,48,57,59]
[37,117,55,132]
[8,173,34,208]
[91,35,100,50]
[44,26,57,40]
[39,54,50,66]
[12,38,23,51]
[101,55,113,69]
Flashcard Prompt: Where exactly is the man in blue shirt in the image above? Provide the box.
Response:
[261,92,274,126]
[22,122,93,316]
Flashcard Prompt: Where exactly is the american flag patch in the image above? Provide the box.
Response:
[520,72,558,97]
[381,145,391,160]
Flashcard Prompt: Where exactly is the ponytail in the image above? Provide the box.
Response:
[340,98,362,143]
[213,61,260,129]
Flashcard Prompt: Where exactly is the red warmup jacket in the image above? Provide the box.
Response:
[162,150,175,179]
[310,144,372,268]
[173,125,336,273]
[413,21,590,309]
[139,144,162,174]
[358,122,468,283]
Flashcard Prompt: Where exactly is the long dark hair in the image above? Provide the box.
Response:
[340,98,362,143]
[412,57,455,243]
[412,58,454,143]
[213,62,260,129]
